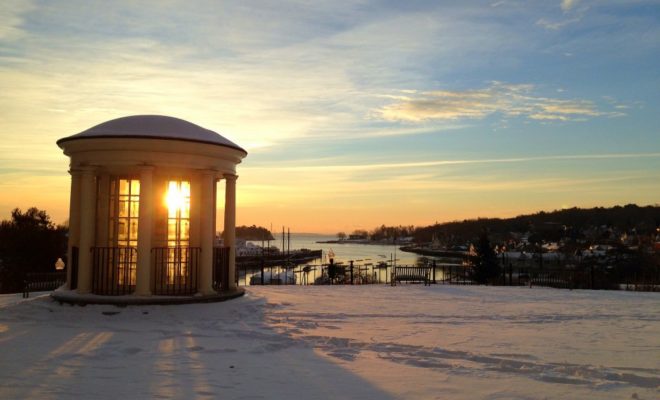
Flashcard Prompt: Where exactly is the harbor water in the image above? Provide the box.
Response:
[242,233,464,286]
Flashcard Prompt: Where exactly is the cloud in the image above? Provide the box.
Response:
[536,17,581,30]
[561,0,579,11]
[238,158,660,215]
[243,152,660,174]
[536,0,588,30]
[0,0,34,40]
[378,82,621,123]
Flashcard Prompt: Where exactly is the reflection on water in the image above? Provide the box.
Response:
[241,233,464,286]
[251,233,449,264]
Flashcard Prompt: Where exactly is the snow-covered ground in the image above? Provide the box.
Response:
[1,286,658,399]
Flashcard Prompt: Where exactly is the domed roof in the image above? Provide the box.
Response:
[57,115,246,154]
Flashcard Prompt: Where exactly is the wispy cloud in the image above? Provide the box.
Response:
[0,1,531,159]
[536,0,589,30]
[241,173,649,199]
[0,1,658,229]
[378,82,622,123]
[536,17,582,30]
[561,0,579,12]
[0,0,34,40]
[243,152,660,174]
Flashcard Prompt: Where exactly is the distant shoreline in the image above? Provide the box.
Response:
[316,240,401,246]
[399,246,468,258]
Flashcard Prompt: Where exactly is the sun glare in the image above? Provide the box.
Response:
[165,181,189,214]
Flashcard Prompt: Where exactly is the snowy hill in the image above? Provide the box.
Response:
[1,286,658,399]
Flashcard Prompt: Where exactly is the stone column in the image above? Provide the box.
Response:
[95,174,110,247]
[223,174,237,290]
[135,166,154,296]
[77,166,97,294]
[66,169,82,290]
[198,170,216,295]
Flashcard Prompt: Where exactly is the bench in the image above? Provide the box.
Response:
[391,266,432,286]
[23,272,66,298]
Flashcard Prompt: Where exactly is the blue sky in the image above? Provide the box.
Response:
[1,0,659,232]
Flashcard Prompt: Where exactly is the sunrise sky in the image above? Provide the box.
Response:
[1,0,659,233]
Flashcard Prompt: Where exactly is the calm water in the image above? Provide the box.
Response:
[242,233,463,286]
[250,233,429,265]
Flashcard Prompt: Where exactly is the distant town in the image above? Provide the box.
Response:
[233,204,660,257]
[314,204,660,255]
[228,204,660,290]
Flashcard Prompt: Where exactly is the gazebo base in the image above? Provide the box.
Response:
[50,287,245,306]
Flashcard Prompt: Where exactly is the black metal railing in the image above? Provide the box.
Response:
[235,258,659,292]
[437,263,477,285]
[152,247,200,295]
[237,260,391,286]
[23,271,66,298]
[496,265,658,290]
[213,247,230,291]
[92,247,137,295]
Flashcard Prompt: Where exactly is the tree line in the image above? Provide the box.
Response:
[339,204,660,245]
[0,208,67,293]
[233,225,275,241]
[337,225,416,242]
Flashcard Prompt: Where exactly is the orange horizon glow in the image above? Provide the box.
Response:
[2,169,659,235]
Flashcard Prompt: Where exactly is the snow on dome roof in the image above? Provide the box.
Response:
[57,115,246,154]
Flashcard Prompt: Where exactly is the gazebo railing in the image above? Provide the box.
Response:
[92,247,137,295]
[213,246,230,291]
[152,247,200,295]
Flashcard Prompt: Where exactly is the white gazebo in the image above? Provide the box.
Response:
[55,115,247,303]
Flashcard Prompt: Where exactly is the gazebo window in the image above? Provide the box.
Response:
[165,180,191,283]
[108,178,139,285]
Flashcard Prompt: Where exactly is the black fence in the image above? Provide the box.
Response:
[23,271,66,298]
[213,247,230,291]
[92,247,137,295]
[237,259,660,292]
[238,260,394,286]
[152,247,201,295]
[492,263,660,290]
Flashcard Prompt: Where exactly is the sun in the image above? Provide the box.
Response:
[165,181,186,213]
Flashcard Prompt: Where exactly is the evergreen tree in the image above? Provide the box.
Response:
[471,230,501,284]
[0,208,67,293]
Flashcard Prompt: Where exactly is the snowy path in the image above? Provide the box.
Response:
[0,286,658,399]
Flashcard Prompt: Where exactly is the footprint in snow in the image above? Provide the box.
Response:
[123,347,142,355]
